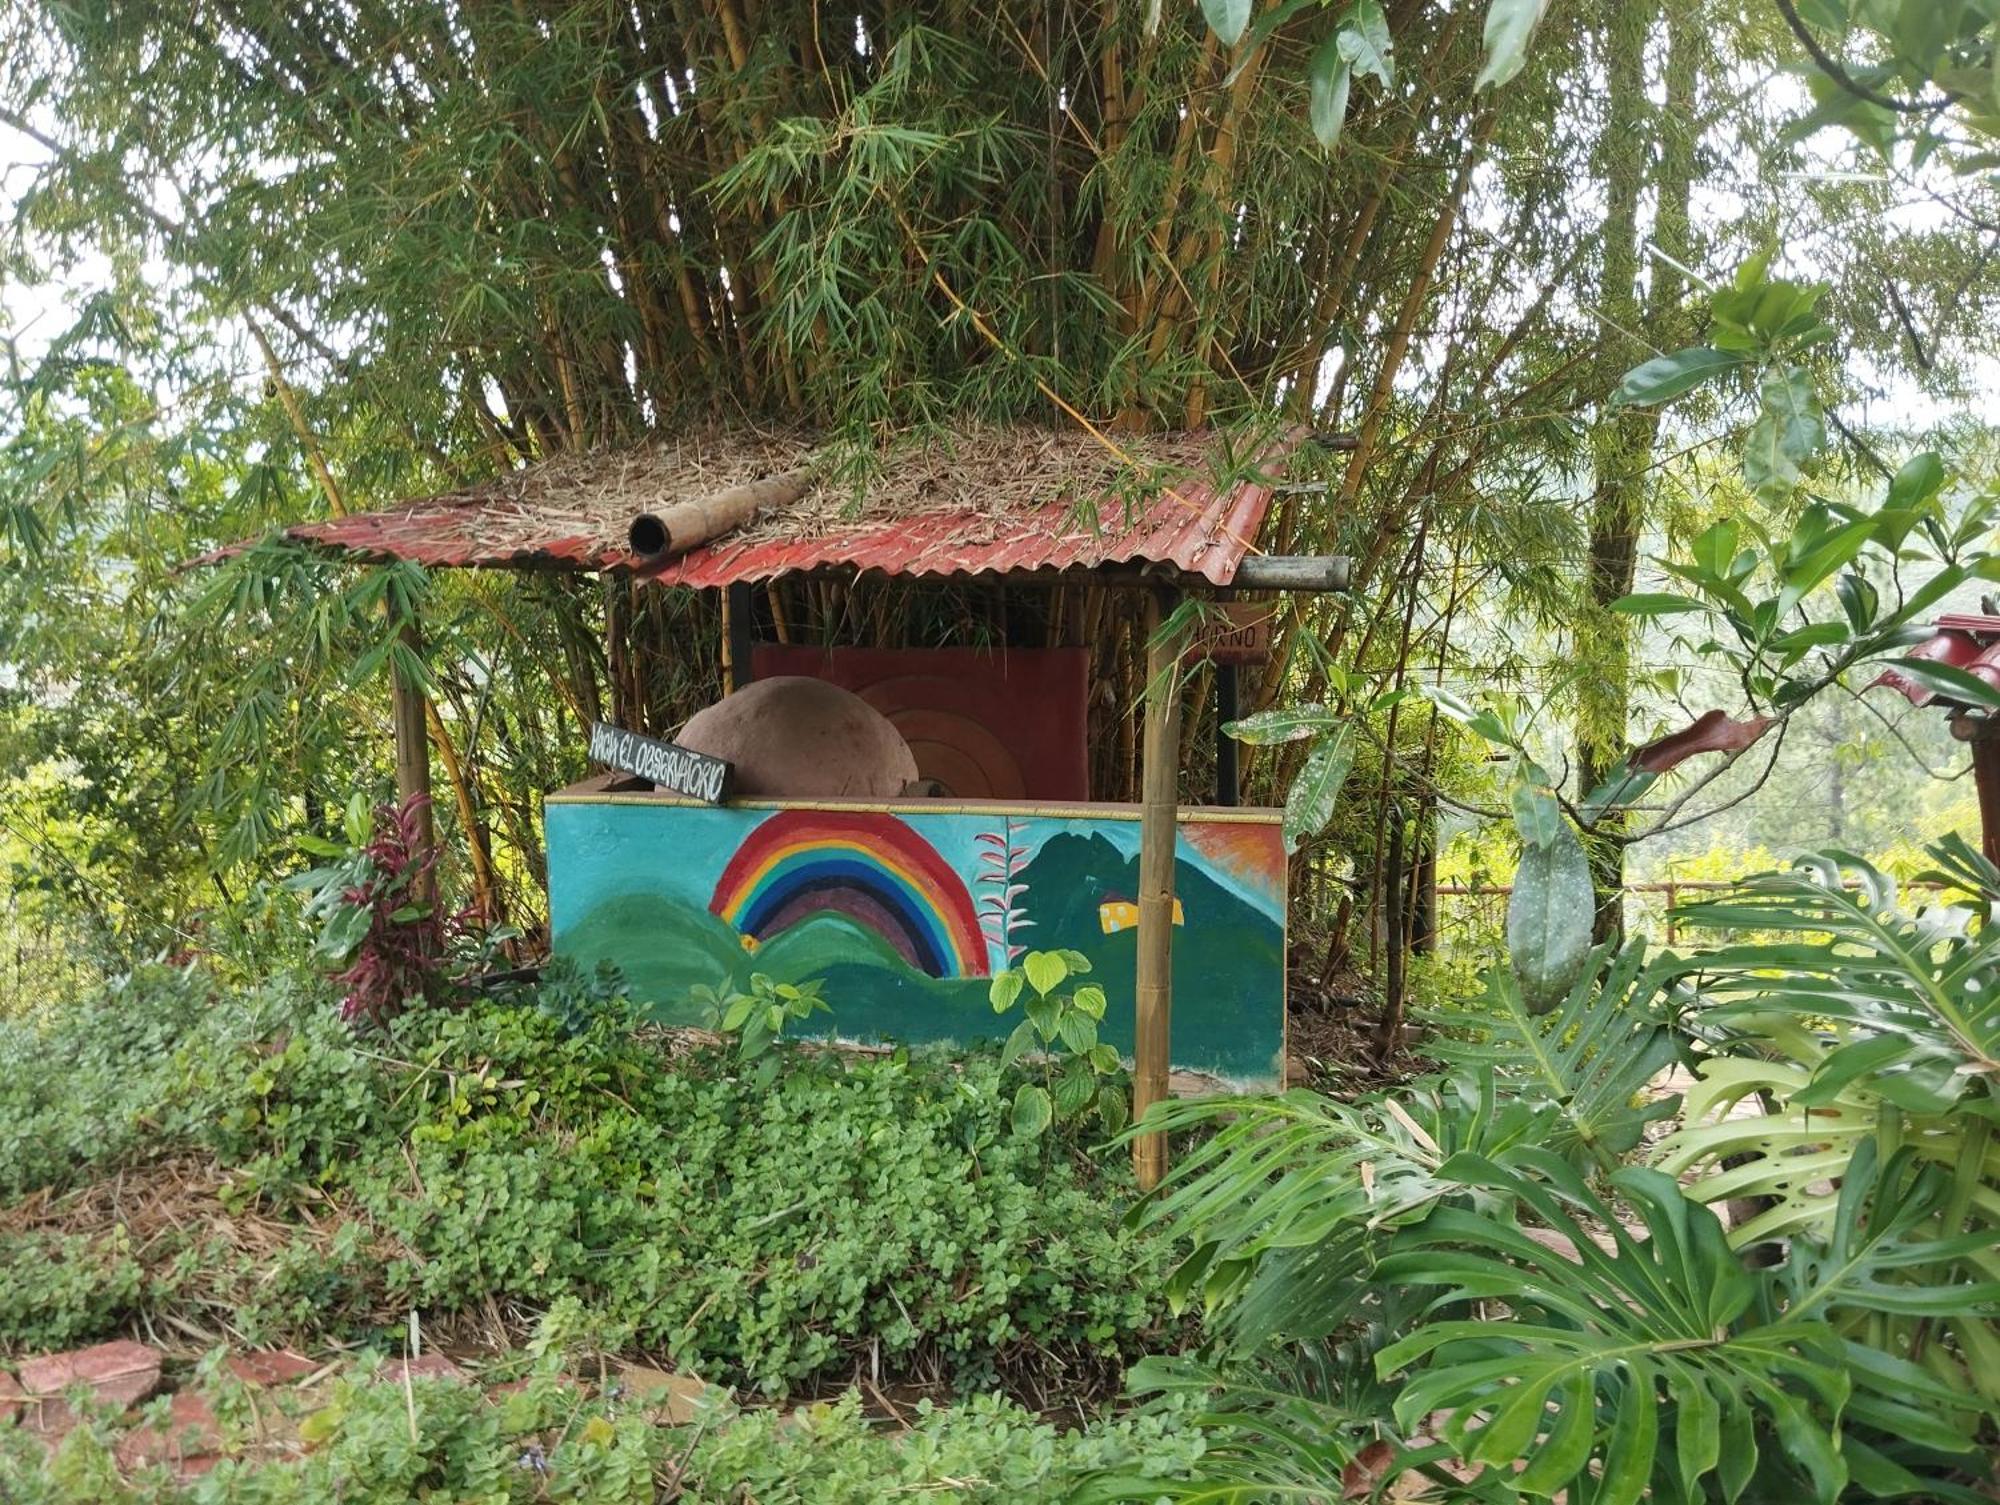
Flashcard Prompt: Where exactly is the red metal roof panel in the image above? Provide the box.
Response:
[213,442,1284,589]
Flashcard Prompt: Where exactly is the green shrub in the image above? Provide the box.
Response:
[0,964,1179,1398]
[0,1230,144,1352]
[0,963,219,1198]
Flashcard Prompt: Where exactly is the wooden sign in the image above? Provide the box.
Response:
[1183,602,1274,667]
[589,722,732,803]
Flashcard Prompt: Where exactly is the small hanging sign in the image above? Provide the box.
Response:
[1183,602,1275,667]
[589,722,732,803]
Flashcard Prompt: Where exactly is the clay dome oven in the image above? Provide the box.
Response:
[676,677,920,798]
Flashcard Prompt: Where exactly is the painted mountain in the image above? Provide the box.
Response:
[547,798,1285,1088]
[1010,832,1285,1081]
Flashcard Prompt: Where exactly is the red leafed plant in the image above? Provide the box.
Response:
[287,793,463,1027]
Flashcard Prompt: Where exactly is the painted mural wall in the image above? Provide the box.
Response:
[544,793,1287,1088]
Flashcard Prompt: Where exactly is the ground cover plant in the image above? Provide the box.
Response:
[0,1358,1211,1502]
[0,960,1179,1403]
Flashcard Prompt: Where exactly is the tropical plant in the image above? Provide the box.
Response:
[1654,836,2000,1411]
[1096,843,2000,1501]
[989,948,1129,1139]
[284,793,458,1027]
[693,971,833,1060]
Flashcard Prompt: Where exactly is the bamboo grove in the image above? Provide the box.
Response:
[3,0,1999,969]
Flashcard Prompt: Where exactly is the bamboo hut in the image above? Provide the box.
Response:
[223,425,1349,1184]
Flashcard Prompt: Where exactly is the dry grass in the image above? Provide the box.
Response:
[388,423,1221,559]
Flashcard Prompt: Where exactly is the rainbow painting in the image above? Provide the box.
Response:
[709,810,989,978]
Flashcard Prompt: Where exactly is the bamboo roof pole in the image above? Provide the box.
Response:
[626,469,815,559]
[1133,587,1188,1191]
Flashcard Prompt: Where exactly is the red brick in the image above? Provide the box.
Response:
[0,1371,23,1426]
[612,1364,711,1425]
[226,1349,322,1387]
[17,1341,163,1410]
[115,1391,222,1474]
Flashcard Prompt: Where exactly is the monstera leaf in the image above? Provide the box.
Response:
[1421,941,1682,1169]
[1672,849,2000,1117]
[1134,1073,1550,1351]
[1375,1151,1854,1505]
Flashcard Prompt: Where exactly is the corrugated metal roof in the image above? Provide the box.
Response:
[641,475,1271,587]
[229,436,1284,589]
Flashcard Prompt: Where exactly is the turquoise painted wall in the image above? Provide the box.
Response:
[545,794,1287,1088]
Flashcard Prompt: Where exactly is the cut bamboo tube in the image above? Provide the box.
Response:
[627,468,813,559]
[1132,588,1186,1191]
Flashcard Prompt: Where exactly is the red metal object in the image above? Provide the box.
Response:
[1874,612,2000,862]
[1870,627,1999,706]
[222,472,1276,588]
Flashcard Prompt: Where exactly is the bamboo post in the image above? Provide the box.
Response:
[391,621,436,898]
[1133,587,1186,1191]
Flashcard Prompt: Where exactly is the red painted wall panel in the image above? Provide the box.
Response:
[749,646,1091,801]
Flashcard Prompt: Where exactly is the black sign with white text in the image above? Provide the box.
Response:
[588,722,732,803]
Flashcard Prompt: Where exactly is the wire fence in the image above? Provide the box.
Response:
[1432,876,1955,958]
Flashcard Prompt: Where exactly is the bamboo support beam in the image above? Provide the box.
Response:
[1133,588,1186,1191]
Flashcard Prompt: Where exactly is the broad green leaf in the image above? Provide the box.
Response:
[1886,657,2000,711]
[1475,0,1551,90]
[1010,1083,1052,1136]
[1023,950,1069,997]
[1742,365,1825,503]
[1026,994,1062,1041]
[1887,449,1946,509]
[1510,782,1563,851]
[1199,0,1253,47]
[1282,726,1355,853]
[1614,346,1744,406]
[315,902,372,961]
[1308,40,1351,149]
[1073,983,1108,1021]
[1000,1017,1038,1068]
[1095,1084,1128,1136]
[1222,703,1336,745]
[1054,1060,1096,1116]
[1690,519,1742,581]
[1578,760,1658,824]
[1057,1009,1098,1055]
[988,969,1024,1013]
[1336,0,1393,86]
[1506,816,1593,1013]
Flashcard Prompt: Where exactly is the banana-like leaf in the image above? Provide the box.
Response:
[1420,941,1683,1168]
[1374,1150,1854,1505]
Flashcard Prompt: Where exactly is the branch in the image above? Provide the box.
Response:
[1772,0,1962,117]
